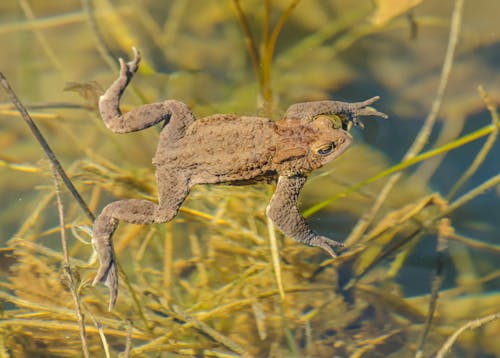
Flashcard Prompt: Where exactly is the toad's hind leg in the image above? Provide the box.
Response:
[92,173,190,310]
[99,47,196,138]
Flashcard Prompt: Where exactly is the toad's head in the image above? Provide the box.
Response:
[273,116,352,175]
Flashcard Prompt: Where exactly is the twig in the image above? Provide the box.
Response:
[415,219,449,358]
[50,165,90,358]
[436,312,500,357]
[80,0,117,72]
[232,0,262,86]
[262,0,302,112]
[447,86,499,199]
[163,223,173,302]
[123,320,133,358]
[0,72,95,222]
[442,173,500,218]
[267,217,285,301]
[447,232,500,253]
[344,0,465,246]
[267,0,301,63]
[97,322,111,358]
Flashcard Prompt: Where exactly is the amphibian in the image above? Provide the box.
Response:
[92,48,388,309]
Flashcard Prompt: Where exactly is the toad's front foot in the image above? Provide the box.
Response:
[343,96,388,129]
[309,236,345,259]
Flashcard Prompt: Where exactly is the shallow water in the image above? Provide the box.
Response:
[0,1,499,357]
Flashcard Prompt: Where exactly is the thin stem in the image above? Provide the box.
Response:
[267,217,285,301]
[436,312,500,358]
[0,72,95,222]
[123,320,133,358]
[447,86,499,199]
[232,0,262,86]
[441,173,500,219]
[81,0,117,72]
[267,0,301,61]
[415,221,449,357]
[447,232,500,253]
[261,0,272,114]
[51,165,90,358]
[261,0,301,112]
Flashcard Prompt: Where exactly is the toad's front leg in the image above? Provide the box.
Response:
[266,175,343,258]
[99,47,195,137]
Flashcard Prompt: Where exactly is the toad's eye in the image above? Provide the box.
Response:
[316,142,336,156]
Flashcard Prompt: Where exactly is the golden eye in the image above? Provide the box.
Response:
[316,142,336,156]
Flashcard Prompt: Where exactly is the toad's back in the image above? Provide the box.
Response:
[154,114,279,184]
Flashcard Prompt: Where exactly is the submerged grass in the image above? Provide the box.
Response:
[0,0,499,357]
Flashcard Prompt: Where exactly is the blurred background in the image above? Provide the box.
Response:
[0,0,499,357]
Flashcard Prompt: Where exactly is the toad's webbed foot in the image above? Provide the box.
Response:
[92,257,118,311]
[119,46,141,81]
[267,175,346,259]
[308,236,345,259]
[284,95,388,130]
[92,214,119,310]
[341,96,388,129]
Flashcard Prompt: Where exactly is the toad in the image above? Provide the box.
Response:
[92,48,388,309]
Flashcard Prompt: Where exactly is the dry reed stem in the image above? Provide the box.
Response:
[436,312,500,357]
[447,86,499,199]
[163,223,174,302]
[232,0,262,87]
[96,322,111,358]
[447,232,500,253]
[80,0,117,72]
[267,216,285,301]
[415,219,450,357]
[440,173,500,219]
[233,0,302,115]
[123,319,133,358]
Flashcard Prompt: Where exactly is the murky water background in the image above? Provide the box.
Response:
[0,1,498,357]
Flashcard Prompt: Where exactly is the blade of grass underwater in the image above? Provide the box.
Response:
[303,120,500,219]
[267,217,285,301]
[447,86,499,200]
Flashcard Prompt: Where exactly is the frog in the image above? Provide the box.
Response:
[92,48,388,309]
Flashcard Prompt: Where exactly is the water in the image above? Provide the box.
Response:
[0,1,498,356]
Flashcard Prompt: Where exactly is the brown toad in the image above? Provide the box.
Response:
[92,48,387,309]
